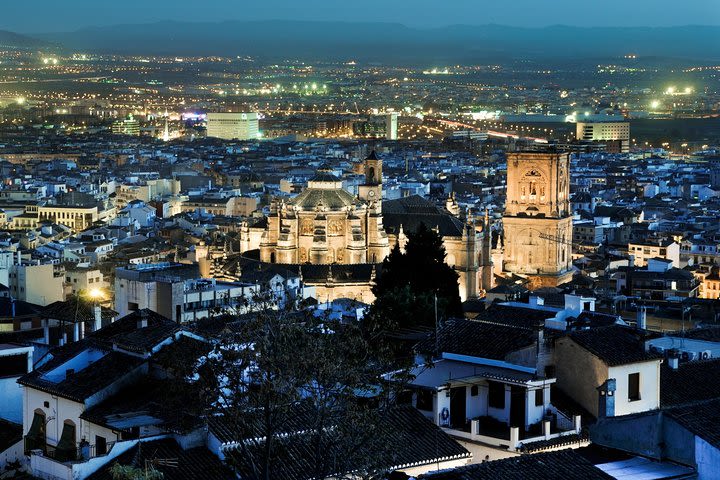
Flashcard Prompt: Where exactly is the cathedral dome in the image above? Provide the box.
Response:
[290,174,360,211]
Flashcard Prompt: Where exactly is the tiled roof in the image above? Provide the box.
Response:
[473,304,550,329]
[383,195,465,237]
[89,309,181,353]
[661,358,720,407]
[0,419,22,453]
[416,318,537,360]
[223,406,469,480]
[666,398,720,450]
[519,432,589,453]
[80,377,204,434]
[87,438,235,480]
[42,298,117,325]
[417,449,613,480]
[566,325,661,367]
[0,297,42,318]
[18,348,144,403]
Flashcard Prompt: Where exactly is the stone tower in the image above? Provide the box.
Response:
[502,151,573,288]
[358,150,382,202]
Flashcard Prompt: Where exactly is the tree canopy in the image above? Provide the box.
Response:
[369,222,462,333]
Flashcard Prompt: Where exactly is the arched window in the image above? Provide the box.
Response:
[26,409,46,453]
[56,420,78,462]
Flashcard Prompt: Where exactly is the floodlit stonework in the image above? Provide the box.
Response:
[502,151,574,288]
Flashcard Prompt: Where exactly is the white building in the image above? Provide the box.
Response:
[576,121,630,153]
[555,325,662,418]
[206,112,259,140]
[385,112,398,140]
[114,263,269,323]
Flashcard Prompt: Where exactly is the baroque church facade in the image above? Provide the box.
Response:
[258,151,390,265]
[237,152,494,302]
[502,151,574,288]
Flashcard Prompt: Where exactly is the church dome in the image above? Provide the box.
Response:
[289,186,359,210]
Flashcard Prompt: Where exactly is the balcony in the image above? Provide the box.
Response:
[442,411,583,452]
[26,436,117,463]
[27,436,138,480]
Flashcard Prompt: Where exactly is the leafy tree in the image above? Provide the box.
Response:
[369,222,462,332]
[109,463,164,480]
[198,295,412,480]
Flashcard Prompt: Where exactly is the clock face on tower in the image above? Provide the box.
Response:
[368,190,376,197]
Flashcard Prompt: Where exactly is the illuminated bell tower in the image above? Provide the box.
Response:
[502,151,573,289]
[358,150,382,202]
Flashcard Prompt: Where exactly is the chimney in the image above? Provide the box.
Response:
[93,304,102,332]
[637,306,647,330]
[597,378,616,418]
[137,311,148,329]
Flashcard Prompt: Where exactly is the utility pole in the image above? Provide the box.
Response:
[434,291,439,359]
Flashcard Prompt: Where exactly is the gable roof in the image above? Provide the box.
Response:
[222,406,469,480]
[80,377,204,434]
[661,358,720,407]
[89,309,181,354]
[382,195,465,237]
[665,398,720,450]
[416,318,537,360]
[87,438,235,480]
[417,449,613,479]
[42,298,117,325]
[565,325,661,367]
[18,347,144,403]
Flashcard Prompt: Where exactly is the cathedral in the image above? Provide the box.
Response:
[258,151,390,266]
[237,152,494,303]
[502,151,574,288]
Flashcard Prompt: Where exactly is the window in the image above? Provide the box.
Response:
[95,435,107,456]
[470,385,479,397]
[628,373,641,401]
[488,381,505,409]
[0,353,28,377]
[417,390,433,411]
[535,389,544,406]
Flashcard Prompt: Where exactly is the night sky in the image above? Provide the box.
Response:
[2,0,719,33]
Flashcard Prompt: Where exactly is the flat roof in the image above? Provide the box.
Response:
[408,359,546,389]
[595,456,694,479]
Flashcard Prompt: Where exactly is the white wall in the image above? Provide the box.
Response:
[0,377,23,423]
[0,439,24,471]
[609,361,661,416]
[488,386,511,424]
[436,388,451,427]
[466,383,487,420]
[24,387,85,447]
[527,386,549,426]
[696,436,720,480]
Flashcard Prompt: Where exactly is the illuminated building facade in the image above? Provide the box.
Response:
[576,121,630,153]
[206,112,259,140]
[111,115,140,136]
[502,151,573,288]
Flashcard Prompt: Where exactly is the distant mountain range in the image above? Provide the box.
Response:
[0,29,51,49]
[14,21,720,61]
